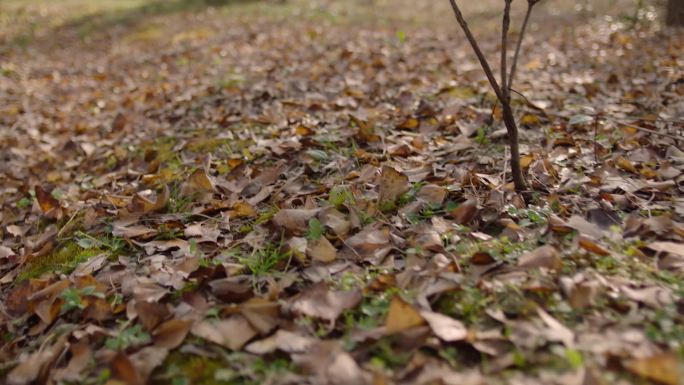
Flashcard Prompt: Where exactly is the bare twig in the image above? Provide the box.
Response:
[447,0,531,192]
[508,3,536,91]
[447,0,504,102]
[607,118,683,141]
[501,0,512,100]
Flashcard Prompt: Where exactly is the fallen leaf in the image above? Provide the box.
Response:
[35,185,60,216]
[386,296,425,334]
[291,283,361,321]
[626,352,681,385]
[110,353,143,385]
[378,165,410,206]
[518,245,562,270]
[419,310,467,341]
[273,208,320,233]
[449,200,478,224]
[648,241,684,258]
[578,237,611,256]
[307,237,337,263]
[184,168,216,194]
[153,319,192,349]
[129,346,168,382]
[191,316,257,350]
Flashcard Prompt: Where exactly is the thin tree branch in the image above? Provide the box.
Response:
[508,1,539,91]
[447,0,504,103]
[501,0,512,101]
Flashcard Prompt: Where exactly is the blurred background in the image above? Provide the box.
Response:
[0,0,675,52]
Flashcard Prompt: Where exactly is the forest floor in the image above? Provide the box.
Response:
[1,1,684,384]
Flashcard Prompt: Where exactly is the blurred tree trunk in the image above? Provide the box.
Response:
[667,0,684,26]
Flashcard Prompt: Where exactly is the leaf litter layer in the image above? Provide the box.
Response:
[1,1,684,384]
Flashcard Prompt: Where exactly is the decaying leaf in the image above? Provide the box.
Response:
[291,283,361,321]
[518,245,562,270]
[306,236,337,263]
[626,352,681,385]
[449,200,478,224]
[420,310,468,342]
[153,319,192,349]
[386,296,425,334]
[273,208,320,233]
[191,315,257,350]
[378,165,410,206]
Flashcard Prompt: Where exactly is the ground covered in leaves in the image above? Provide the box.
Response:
[1,0,684,384]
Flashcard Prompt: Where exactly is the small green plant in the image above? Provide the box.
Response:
[505,205,550,227]
[60,288,85,313]
[306,217,324,240]
[474,126,490,145]
[75,231,127,254]
[328,186,354,208]
[105,323,151,351]
[239,243,291,277]
[16,197,32,209]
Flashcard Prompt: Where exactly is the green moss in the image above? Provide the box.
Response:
[18,241,104,281]
[186,137,231,153]
[152,352,232,385]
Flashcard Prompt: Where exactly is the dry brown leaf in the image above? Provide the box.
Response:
[240,298,280,335]
[385,296,425,334]
[232,200,257,218]
[293,341,369,385]
[129,346,168,382]
[291,283,362,321]
[209,276,254,303]
[110,353,143,385]
[378,165,410,206]
[153,319,192,349]
[7,344,59,385]
[135,301,170,331]
[449,200,478,224]
[416,184,447,206]
[53,342,92,382]
[518,245,562,270]
[344,226,391,258]
[616,156,638,174]
[272,208,320,233]
[246,329,316,355]
[184,168,215,194]
[307,237,337,263]
[419,310,468,341]
[567,215,606,239]
[626,352,681,385]
[319,208,352,237]
[191,315,257,350]
[35,185,61,217]
[128,185,169,214]
[578,237,611,256]
[648,241,684,258]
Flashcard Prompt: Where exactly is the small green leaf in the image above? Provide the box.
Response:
[16,197,32,209]
[306,149,328,161]
[565,348,584,369]
[60,288,85,313]
[306,217,324,240]
[76,237,96,249]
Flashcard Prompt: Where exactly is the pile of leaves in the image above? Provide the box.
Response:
[1,1,683,384]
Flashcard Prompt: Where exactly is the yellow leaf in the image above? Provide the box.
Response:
[385,296,424,334]
[616,156,638,174]
[187,169,215,193]
[521,114,541,125]
[626,352,682,385]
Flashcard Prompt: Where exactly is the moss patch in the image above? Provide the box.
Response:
[18,241,104,281]
[152,352,230,385]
